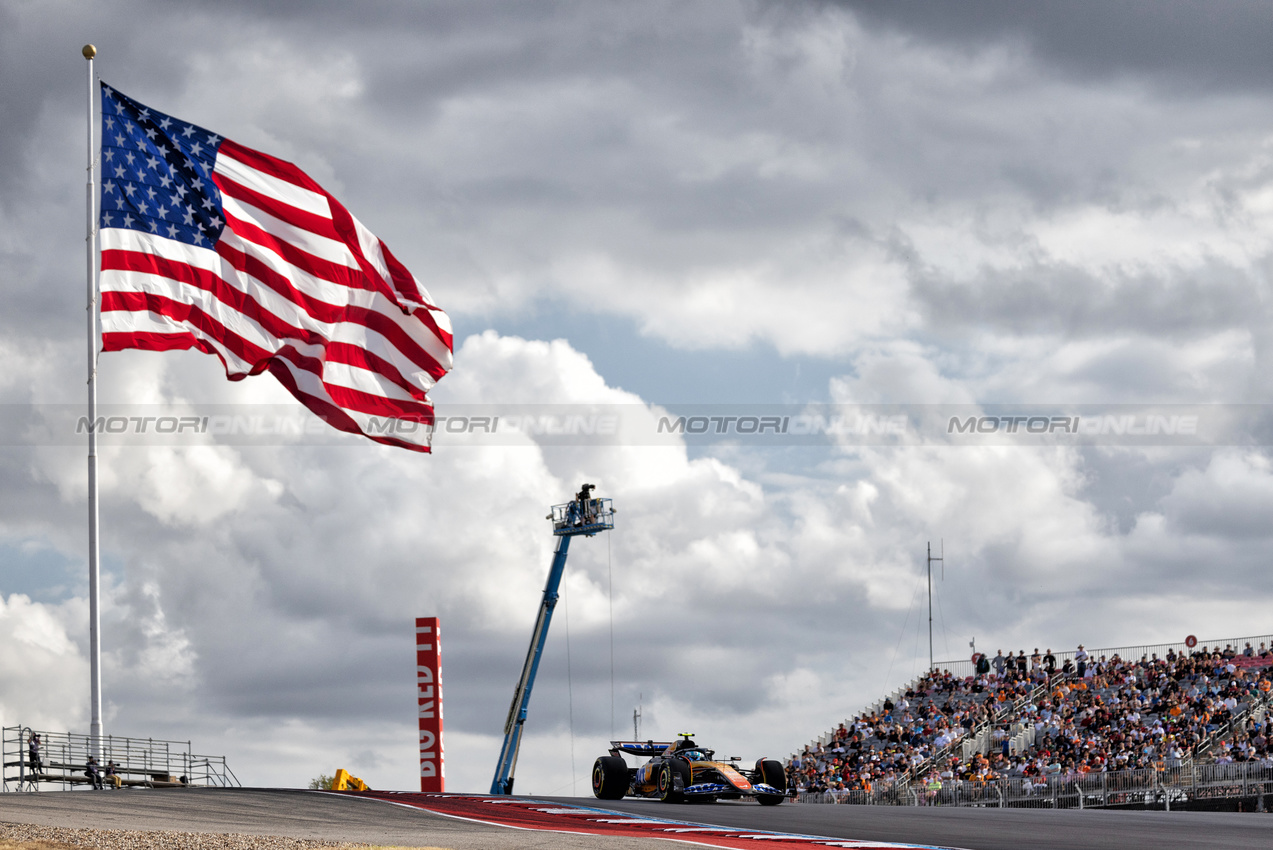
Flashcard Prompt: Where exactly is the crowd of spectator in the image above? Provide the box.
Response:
[787,641,1273,797]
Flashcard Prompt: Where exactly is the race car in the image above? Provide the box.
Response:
[591,733,787,805]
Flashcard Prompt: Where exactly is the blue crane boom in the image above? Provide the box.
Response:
[489,485,614,796]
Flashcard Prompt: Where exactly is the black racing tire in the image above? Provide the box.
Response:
[658,760,689,803]
[755,759,786,806]
[592,756,629,800]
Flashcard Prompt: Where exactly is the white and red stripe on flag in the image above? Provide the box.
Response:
[97,84,452,452]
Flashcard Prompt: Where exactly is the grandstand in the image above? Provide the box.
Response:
[788,634,1273,810]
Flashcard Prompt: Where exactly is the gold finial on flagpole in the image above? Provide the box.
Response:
[82,44,96,59]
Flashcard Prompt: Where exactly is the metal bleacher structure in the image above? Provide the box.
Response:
[794,633,1273,809]
[2,727,240,792]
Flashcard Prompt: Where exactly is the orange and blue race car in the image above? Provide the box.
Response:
[591,733,787,805]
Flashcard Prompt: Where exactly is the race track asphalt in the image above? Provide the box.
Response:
[541,794,1273,850]
[0,787,1270,849]
[0,788,648,849]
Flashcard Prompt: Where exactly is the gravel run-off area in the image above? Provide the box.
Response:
[0,823,443,850]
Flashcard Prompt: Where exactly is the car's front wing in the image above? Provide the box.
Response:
[682,782,783,797]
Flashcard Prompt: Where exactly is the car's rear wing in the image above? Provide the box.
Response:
[608,740,674,757]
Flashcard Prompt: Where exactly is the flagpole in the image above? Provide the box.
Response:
[83,43,103,753]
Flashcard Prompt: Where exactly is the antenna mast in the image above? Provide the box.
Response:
[927,540,943,672]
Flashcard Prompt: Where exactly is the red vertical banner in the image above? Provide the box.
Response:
[416,617,445,792]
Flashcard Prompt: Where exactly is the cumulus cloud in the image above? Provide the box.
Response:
[0,595,88,733]
[1,330,861,790]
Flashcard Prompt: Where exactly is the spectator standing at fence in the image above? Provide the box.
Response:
[993,650,1007,679]
[1044,649,1056,677]
[27,733,42,775]
[1075,644,1089,678]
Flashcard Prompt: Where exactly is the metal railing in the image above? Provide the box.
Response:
[798,761,1273,809]
[1190,686,1273,763]
[934,634,1273,680]
[896,676,1052,786]
[2,726,239,791]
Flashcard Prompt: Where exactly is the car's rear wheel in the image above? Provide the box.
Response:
[658,761,689,803]
[592,756,628,800]
[755,758,786,806]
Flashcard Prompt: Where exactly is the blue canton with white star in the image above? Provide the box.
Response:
[99,83,227,247]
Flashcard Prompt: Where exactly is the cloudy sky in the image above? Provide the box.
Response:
[4,0,1273,795]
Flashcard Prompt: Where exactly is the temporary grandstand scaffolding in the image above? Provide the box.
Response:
[2,727,240,791]
[793,634,1273,811]
[798,632,1273,763]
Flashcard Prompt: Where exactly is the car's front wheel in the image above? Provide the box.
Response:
[592,756,629,800]
[754,758,786,806]
[658,760,689,803]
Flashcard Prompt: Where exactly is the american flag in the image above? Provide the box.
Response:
[97,83,452,452]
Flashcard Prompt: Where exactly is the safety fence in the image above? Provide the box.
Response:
[2,726,239,791]
[798,761,1273,810]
